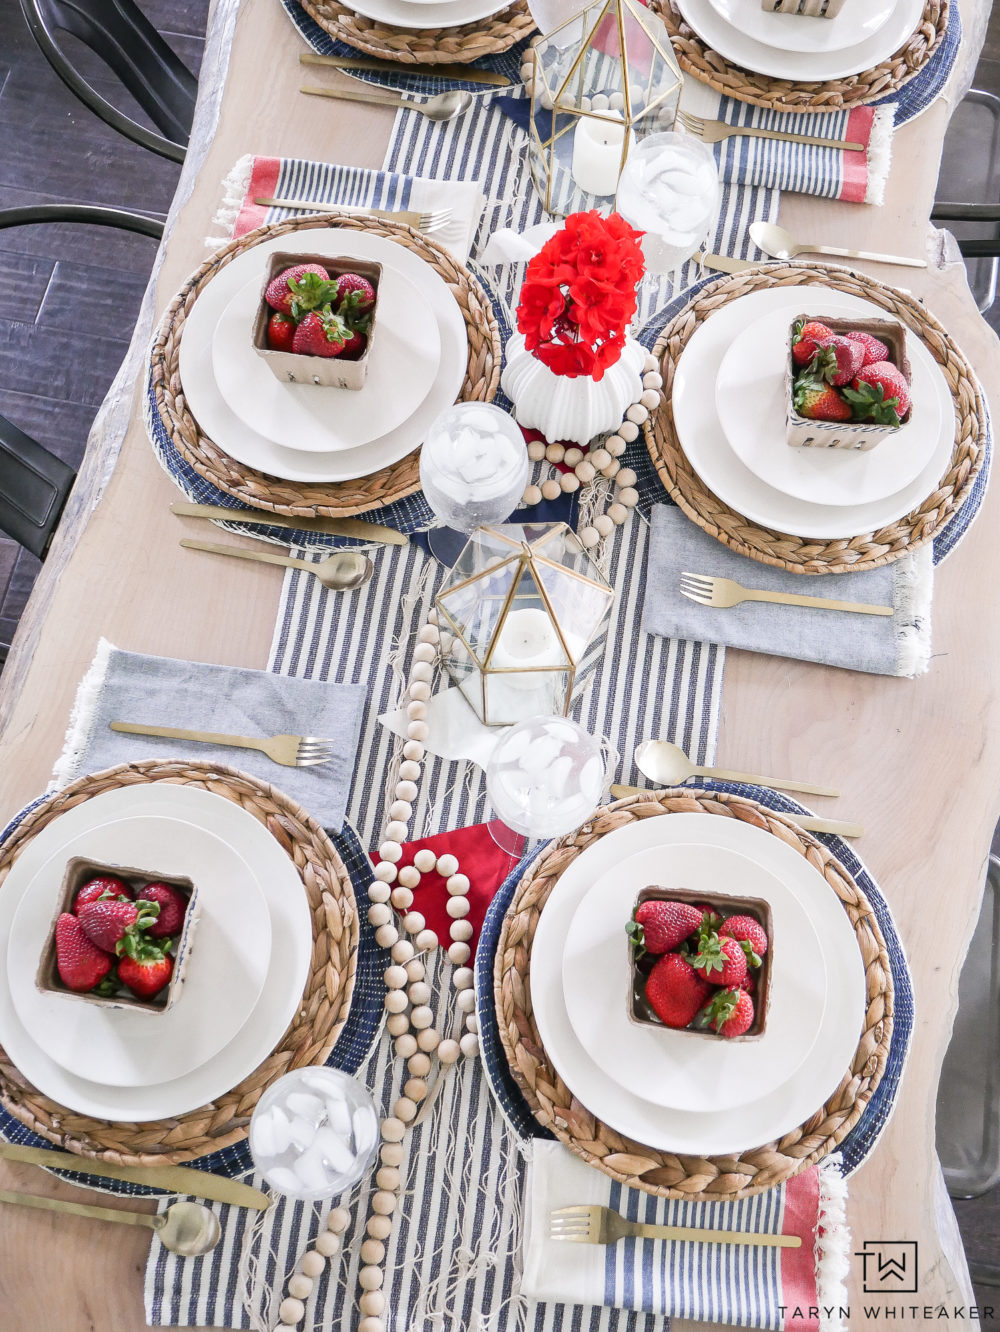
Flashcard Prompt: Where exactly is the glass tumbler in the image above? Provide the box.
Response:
[616,131,720,274]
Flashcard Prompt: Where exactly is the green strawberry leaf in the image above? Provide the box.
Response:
[625,918,646,959]
[842,381,901,426]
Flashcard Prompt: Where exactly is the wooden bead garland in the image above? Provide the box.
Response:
[274,610,479,1331]
[518,353,663,550]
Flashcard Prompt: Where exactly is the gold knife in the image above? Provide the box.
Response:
[693,252,755,275]
[0,1142,271,1211]
[608,785,863,838]
[254,198,424,228]
[170,501,408,546]
[299,51,511,86]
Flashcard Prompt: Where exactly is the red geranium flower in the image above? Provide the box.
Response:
[516,211,645,381]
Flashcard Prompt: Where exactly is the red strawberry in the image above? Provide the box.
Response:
[738,972,756,995]
[844,361,911,425]
[692,933,748,988]
[719,914,768,968]
[54,913,114,991]
[644,953,714,1029]
[78,897,159,954]
[813,335,865,387]
[627,900,704,956]
[845,330,890,367]
[267,311,296,352]
[333,272,375,315]
[707,986,755,1038]
[72,875,132,914]
[794,380,852,422]
[791,319,833,367]
[139,882,188,938]
[339,329,367,361]
[118,949,174,999]
[264,263,330,317]
[292,307,350,358]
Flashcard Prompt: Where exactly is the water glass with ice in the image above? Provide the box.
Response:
[616,131,720,274]
[485,716,611,855]
[419,402,530,565]
[249,1067,380,1201]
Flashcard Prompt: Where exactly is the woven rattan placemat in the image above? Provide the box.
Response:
[0,760,359,1165]
[299,0,534,63]
[151,213,502,517]
[494,790,894,1200]
[644,262,986,575]
[656,0,947,111]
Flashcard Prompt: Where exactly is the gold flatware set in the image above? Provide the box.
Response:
[550,1204,801,1249]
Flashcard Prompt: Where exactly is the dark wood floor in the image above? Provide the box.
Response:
[1,0,1000,1309]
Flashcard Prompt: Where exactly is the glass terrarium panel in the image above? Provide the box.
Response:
[442,649,487,722]
[532,560,614,661]
[438,566,518,668]
[483,667,572,727]
[483,564,573,672]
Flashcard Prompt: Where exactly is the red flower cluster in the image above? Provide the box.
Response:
[516,211,645,381]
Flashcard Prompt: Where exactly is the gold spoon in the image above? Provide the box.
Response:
[180,539,373,591]
[300,85,473,123]
[0,1192,221,1256]
[749,220,927,269]
[635,739,839,798]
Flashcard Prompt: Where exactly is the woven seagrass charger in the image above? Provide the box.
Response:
[494,790,894,1200]
[299,0,534,62]
[645,262,986,575]
[653,0,947,111]
[151,213,502,517]
[0,760,359,1165]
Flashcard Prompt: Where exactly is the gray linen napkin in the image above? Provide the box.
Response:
[643,506,932,677]
[55,642,366,829]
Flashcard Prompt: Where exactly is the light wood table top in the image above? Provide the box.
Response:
[0,0,998,1326]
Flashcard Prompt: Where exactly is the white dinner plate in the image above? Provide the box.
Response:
[714,307,941,508]
[559,842,827,1112]
[0,785,314,1120]
[675,0,925,80]
[344,0,515,29]
[178,229,468,484]
[212,267,441,454]
[7,816,272,1088]
[704,0,894,55]
[527,812,867,1156]
[671,287,956,539]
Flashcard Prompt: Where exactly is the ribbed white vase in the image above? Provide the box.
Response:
[500,334,645,447]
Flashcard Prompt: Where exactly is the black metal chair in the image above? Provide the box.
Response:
[19,0,198,163]
[931,203,1000,258]
[0,204,163,561]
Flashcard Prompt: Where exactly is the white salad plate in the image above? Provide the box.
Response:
[0,784,314,1120]
[672,287,955,539]
[178,229,468,484]
[560,841,827,1113]
[674,0,925,81]
[7,816,272,1088]
[344,0,514,30]
[212,267,441,455]
[714,306,941,508]
[528,812,867,1156]
[704,0,894,55]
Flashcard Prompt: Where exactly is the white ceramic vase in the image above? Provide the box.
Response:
[500,333,645,447]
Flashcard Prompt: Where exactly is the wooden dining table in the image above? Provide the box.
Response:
[0,0,998,1325]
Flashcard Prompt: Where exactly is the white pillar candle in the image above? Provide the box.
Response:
[489,607,563,688]
[571,111,634,198]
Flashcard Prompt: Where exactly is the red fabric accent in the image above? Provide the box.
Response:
[234,157,281,238]
[370,822,518,955]
[782,1166,822,1331]
[839,106,876,205]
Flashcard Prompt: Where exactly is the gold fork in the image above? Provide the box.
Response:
[680,572,894,617]
[253,197,453,234]
[676,108,864,152]
[551,1205,801,1248]
[109,722,337,768]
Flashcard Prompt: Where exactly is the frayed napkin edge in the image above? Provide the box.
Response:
[894,546,934,678]
[816,1153,851,1332]
[50,637,115,792]
[864,104,896,207]
[208,151,254,247]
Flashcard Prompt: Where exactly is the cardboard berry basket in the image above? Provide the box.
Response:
[35,856,199,1014]
[628,884,773,1041]
[252,250,381,390]
[785,314,912,451]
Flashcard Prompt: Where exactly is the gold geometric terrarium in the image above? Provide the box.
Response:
[434,523,615,727]
[525,0,683,215]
